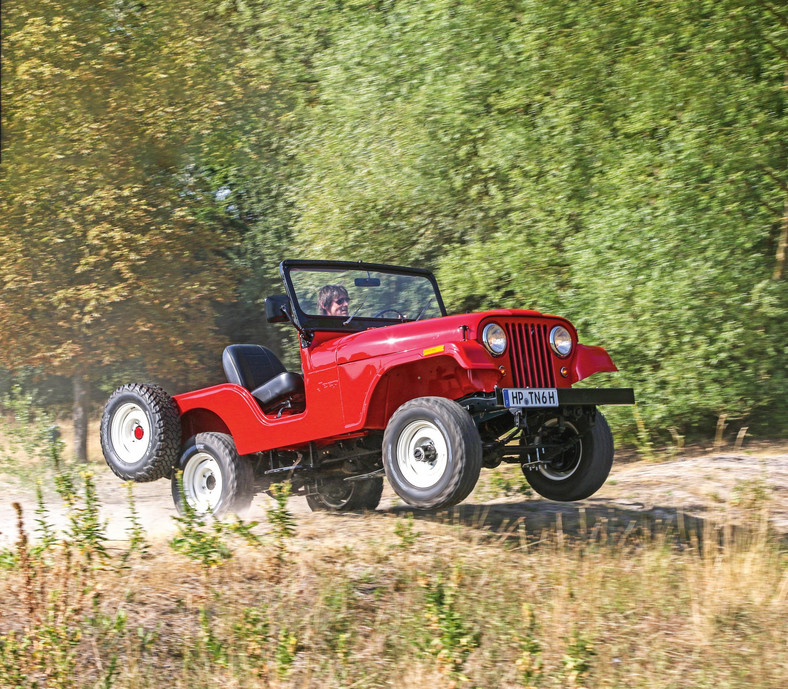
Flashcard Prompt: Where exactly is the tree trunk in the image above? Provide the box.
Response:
[73,372,89,463]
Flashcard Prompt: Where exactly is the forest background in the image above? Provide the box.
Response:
[1,0,787,462]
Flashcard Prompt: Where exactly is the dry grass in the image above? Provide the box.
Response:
[1,408,786,688]
[1,497,787,689]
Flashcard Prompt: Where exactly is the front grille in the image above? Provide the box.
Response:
[505,322,556,388]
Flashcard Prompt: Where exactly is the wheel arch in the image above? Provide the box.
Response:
[355,353,501,430]
[180,408,231,444]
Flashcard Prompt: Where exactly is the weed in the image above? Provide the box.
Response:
[0,632,32,689]
[55,471,109,565]
[169,502,233,572]
[170,472,262,574]
[394,513,420,548]
[562,631,596,689]
[3,504,90,689]
[0,385,62,473]
[32,481,57,556]
[422,567,480,682]
[488,468,533,498]
[515,604,543,689]
[199,608,228,666]
[0,548,15,569]
[730,475,771,512]
[632,404,656,461]
[267,482,295,565]
[233,607,271,677]
[120,481,149,566]
[136,625,159,653]
[274,627,299,678]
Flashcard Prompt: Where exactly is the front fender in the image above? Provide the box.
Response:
[573,344,618,383]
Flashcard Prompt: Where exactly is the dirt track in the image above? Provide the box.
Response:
[2,444,787,548]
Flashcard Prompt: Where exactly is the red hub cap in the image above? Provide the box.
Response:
[133,425,144,440]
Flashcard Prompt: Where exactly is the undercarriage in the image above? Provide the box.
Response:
[250,433,385,498]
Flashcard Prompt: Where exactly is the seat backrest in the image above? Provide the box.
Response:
[222,344,287,391]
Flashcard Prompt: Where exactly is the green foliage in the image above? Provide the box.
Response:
[55,471,109,565]
[562,631,596,689]
[422,567,481,681]
[730,475,772,512]
[394,513,420,549]
[274,628,299,679]
[199,608,229,666]
[283,0,788,441]
[516,604,543,689]
[33,481,58,556]
[170,472,262,573]
[232,607,271,676]
[266,482,295,564]
[486,467,533,499]
[120,481,149,565]
[0,385,63,475]
[2,0,787,443]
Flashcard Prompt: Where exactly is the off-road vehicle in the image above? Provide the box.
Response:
[101,260,634,515]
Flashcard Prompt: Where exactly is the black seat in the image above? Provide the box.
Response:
[222,344,305,413]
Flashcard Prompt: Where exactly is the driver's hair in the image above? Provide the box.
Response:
[317,284,349,315]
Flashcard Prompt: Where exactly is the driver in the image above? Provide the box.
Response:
[317,284,350,317]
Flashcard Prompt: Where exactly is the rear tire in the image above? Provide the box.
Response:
[383,397,482,509]
[100,383,180,482]
[523,410,614,501]
[306,476,384,512]
[172,432,254,517]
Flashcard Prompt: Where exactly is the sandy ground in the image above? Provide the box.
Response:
[2,441,786,548]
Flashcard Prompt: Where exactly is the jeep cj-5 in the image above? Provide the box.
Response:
[101,260,634,515]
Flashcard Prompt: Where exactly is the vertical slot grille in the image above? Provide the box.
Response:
[505,322,556,388]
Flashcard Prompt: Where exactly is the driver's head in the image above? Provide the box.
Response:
[318,285,350,317]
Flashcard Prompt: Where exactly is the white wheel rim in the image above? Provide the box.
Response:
[182,452,224,512]
[395,420,449,489]
[538,420,582,481]
[110,402,152,465]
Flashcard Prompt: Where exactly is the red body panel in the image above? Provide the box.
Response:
[573,344,618,382]
[174,309,618,454]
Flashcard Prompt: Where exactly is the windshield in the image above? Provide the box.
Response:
[285,263,444,325]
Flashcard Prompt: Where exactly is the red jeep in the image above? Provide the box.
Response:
[101,260,634,515]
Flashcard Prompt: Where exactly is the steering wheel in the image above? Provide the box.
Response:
[373,308,406,319]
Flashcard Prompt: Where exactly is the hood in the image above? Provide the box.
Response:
[323,309,555,365]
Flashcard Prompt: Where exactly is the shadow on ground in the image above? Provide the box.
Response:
[379,497,773,549]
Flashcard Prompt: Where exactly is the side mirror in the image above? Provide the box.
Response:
[265,295,291,323]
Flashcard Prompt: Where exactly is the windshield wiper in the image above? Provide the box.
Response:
[413,297,433,321]
[343,295,369,326]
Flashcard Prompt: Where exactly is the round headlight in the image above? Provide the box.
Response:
[549,325,573,358]
[482,323,507,356]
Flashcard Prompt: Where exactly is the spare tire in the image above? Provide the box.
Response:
[100,383,181,482]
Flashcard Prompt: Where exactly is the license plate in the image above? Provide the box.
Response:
[502,388,558,408]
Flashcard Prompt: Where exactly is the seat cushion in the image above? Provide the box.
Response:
[251,372,305,411]
[223,344,286,390]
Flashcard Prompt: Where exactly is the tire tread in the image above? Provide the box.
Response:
[100,383,181,482]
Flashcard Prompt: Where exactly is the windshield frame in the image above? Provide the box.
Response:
[279,259,447,337]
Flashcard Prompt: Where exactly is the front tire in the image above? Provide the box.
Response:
[171,432,254,517]
[383,397,482,509]
[306,476,384,512]
[523,410,614,501]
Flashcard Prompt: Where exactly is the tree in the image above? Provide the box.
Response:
[283,0,787,438]
[0,0,256,460]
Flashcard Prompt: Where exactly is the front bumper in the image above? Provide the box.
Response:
[493,387,635,408]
